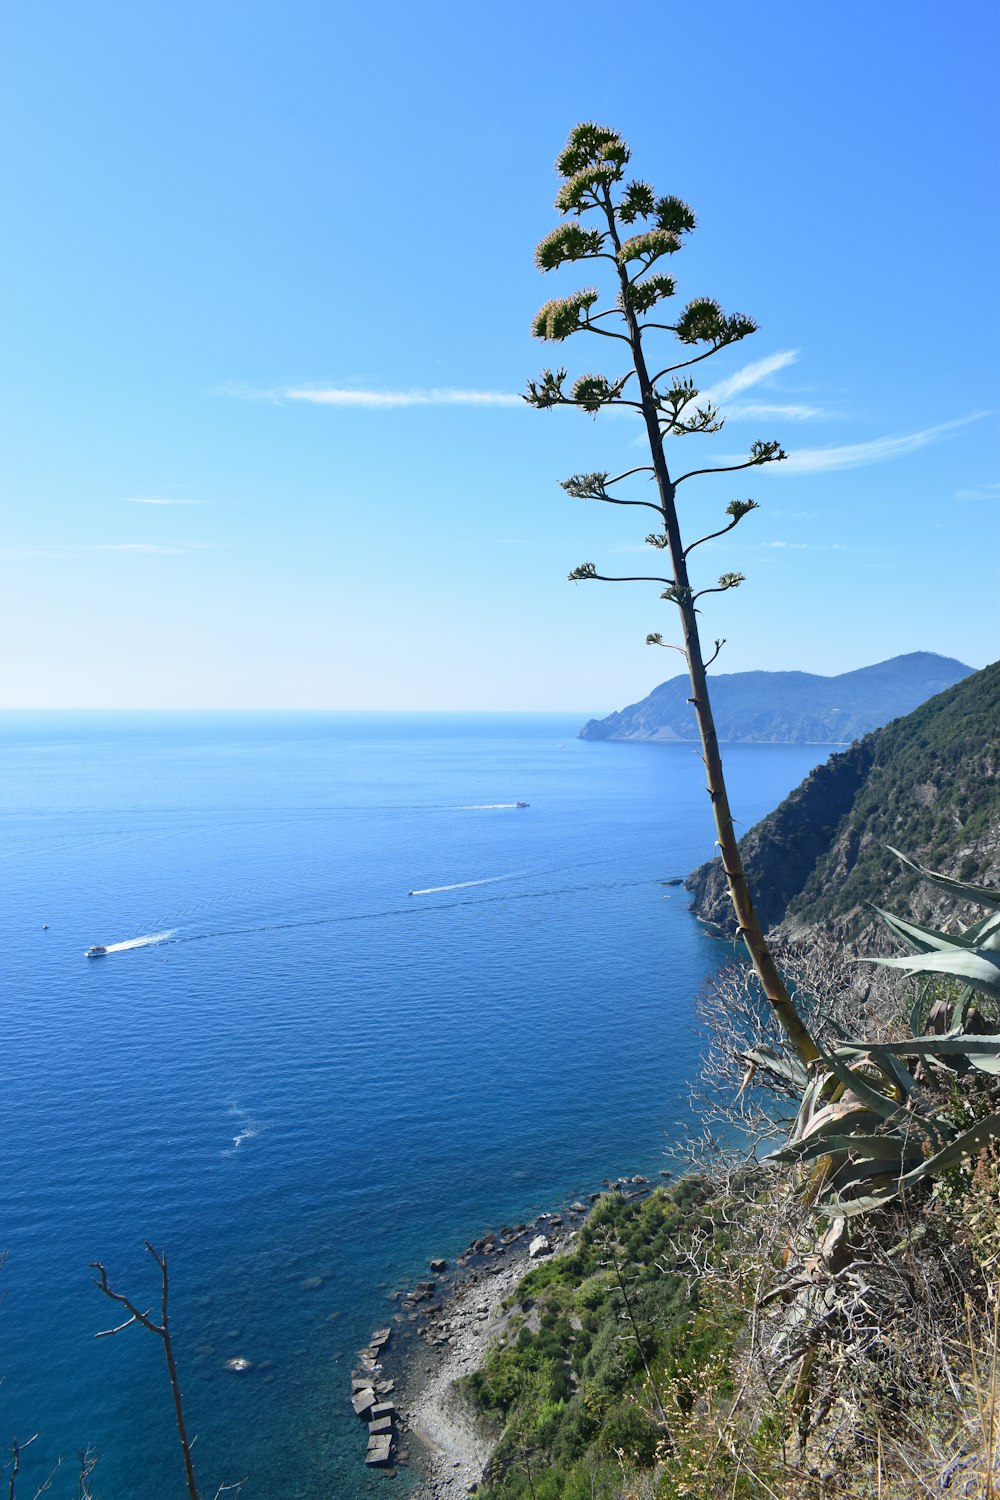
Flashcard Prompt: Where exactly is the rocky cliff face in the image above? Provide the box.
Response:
[686,661,1000,947]
[580,652,973,745]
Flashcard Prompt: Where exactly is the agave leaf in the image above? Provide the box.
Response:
[871,905,979,954]
[887,845,1000,910]
[815,1133,922,1164]
[866,948,1000,998]
[813,1046,904,1122]
[767,1136,850,1166]
[796,1101,885,1143]
[862,1043,916,1097]
[744,1046,809,1089]
[950,984,975,1030]
[967,909,1000,940]
[790,1073,829,1134]
[826,1157,910,1197]
[965,910,1000,950]
[910,988,926,1037]
[899,1113,1000,1182]
[836,1036,1000,1060]
[969,1055,1000,1077]
[820,1183,902,1219]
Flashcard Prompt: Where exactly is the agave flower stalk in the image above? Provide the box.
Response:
[527,123,818,1065]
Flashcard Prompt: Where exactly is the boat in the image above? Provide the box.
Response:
[515,801,529,808]
[85,945,108,958]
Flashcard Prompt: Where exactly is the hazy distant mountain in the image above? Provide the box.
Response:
[578,652,974,745]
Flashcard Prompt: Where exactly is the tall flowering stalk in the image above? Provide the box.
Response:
[526,123,818,1066]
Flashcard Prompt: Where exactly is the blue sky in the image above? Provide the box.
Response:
[3,1,997,710]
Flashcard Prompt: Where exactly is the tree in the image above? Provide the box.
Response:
[92,1243,244,1500]
[525,123,818,1066]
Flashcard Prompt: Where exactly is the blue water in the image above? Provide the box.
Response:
[1,713,832,1498]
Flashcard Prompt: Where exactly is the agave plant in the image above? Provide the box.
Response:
[763,849,1000,1218]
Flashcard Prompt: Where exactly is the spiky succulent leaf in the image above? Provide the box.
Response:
[531,289,599,342]
[810,1047,905,1122]
[966,910,1000,946]
[773,1134,921,1170]
[535,222,606,271]
[887,845,1000,910]
[837,1036,1000,1064]
[857,1043,916,1097]
[866,948,1000,999]
[794,1102,887,1144]
[904,1113,1000,1180]
[870,905,980,954]
[821,1184,904,1219]
[744,1045,810,1089]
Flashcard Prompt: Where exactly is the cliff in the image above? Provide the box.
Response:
[579,651,973,745]
[685,660,1000,945]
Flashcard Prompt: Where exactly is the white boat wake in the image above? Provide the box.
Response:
[408,876,510,896]
[456,803,527,810]
[95,930,176,954]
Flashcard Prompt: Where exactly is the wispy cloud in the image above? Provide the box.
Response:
[955,481,1000,501]
[778,412,988,474]
[702,350,800,404]
[631,350,826,443]
[123,496,201,506]
[284,385,523,409]
[724,402,823,421]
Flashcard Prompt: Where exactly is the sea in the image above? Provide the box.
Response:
[1,712,835,1498]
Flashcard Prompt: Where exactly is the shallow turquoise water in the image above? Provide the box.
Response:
[1,713,831,1497]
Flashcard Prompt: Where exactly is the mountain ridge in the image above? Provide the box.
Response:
[579,651,974,745]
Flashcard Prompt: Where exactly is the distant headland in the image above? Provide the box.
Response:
[578,651,973,745]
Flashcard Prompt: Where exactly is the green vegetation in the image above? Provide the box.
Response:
[790,662,1000,932]
[463,1182,747,1499]
[465,679,1000,1495]
[687,660,1000,941]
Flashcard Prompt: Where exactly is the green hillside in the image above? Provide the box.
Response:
[686,660,1000,943]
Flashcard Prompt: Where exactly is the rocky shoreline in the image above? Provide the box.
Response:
[347,1174,665,1491]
